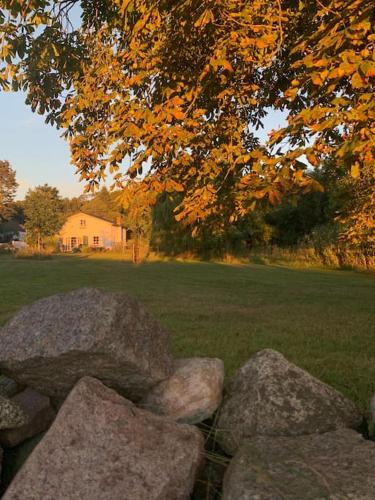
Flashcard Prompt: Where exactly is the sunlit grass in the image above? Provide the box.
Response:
[0,253,374,416]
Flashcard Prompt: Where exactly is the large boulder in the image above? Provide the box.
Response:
[217,349,362,455]
[0,396,28,431]
[0,388,55,448]
[142,357,224,424]
[0,288,173,400]
[371,393,375,426]
[222,429,375,499]
[3,377,204,500]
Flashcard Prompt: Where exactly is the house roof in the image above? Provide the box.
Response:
[72,211,127,228]
[0,219,25,233]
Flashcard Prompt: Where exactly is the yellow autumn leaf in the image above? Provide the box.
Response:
[170,109,185,120]
[351,163,360,178]
[194,9,214,28]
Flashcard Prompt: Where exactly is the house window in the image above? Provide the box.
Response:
[71,237,78,248]
[83,235,89,246]
[93,236,100,246]
[80,219,86,228]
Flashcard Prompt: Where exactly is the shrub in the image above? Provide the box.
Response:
[0,243,14,255]
[15,247,53,260]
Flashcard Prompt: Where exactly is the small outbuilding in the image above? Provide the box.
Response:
[0,219,26,243]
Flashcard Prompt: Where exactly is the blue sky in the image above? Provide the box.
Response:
[0,90,287,200]
[0,91,81,200]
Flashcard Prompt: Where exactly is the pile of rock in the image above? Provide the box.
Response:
[216,349,375,499]
[0,287,374,499]
[0,288,223,499]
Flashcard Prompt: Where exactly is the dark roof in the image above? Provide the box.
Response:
[0,219,24,233]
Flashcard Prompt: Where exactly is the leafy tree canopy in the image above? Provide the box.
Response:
[23,184,64,248]
[81,186,122,221]
[0,160,18,221]
[0,0,373,244]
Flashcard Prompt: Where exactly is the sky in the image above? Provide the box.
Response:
[0,91,81,200]
[0,90,287,200]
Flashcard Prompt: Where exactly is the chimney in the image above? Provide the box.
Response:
[115,216,122,226]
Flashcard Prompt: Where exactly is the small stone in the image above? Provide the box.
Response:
[222,429,375,499]
[0,396,28,431]
[217,349,362,455]
[142,357,224,424]
[0,288,173,400]
[0,376,22,399]
[3,376,204,500]
[0,388,55,448]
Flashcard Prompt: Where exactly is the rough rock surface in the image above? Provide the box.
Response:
[222,429,375,499]
[0,376,22,399]
[0,396,28,431]
[0,433,45,496]
[371,393,375,426]
[0,288,173,400]
[3,376,204,500]
[217,349,362,455]
[142,357,224,424]
[0,388,55,448]
[0,445,2,490]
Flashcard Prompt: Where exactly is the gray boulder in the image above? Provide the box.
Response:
[223,429,375,499]
[3,377,204,500]
[142,357,224,424]
[0,388,56,448]
[0,288,173,400]
[217,349,362,455]
[371,393,375,426]
[0,396,28,431]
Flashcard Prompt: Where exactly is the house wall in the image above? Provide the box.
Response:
[59,213,123,250]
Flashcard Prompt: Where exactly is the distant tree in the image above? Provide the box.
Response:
[81,187,121,221]
[12,200,25,224]
[24,185,64,250]
[0,160,18,222]
[62,194,89,216]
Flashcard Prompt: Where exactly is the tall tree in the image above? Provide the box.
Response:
[0,160,18,222]
[23,184,64,249]
[0,1,373,243]
[267,0,374,247]
[117,182,154,262]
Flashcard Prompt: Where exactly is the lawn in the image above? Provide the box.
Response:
[0,254,374,415]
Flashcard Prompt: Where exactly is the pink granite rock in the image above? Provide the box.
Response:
[218,349,362,455]
[3,377,204,500]
[0,288,173,401]
[223,429,375,499]
[142,357,224,424]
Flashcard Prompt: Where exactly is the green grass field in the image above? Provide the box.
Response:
[0,254,374,415]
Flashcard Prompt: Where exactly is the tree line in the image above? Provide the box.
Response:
[2,159,369,267]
